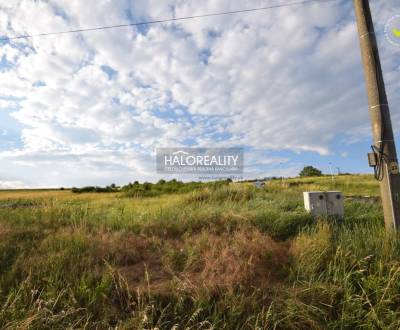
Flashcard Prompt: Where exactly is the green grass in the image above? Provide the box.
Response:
[1,175,399,329]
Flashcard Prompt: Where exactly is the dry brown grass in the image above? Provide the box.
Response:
[0,223,11,239]
[179,228,290,292]
[0,190,71,201]
[104,234,173,295]
[17,225,291,297]
[56,229,173,295]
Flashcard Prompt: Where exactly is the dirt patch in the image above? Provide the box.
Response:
[0,222,11,238]
[44,228,290,296]
[178,228,290,292]
[118,261,172,295]
[29,228,173,295]
[92,232,173,295]
[94,228,291,295]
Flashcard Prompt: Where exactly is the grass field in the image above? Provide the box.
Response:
[0,174,399,329]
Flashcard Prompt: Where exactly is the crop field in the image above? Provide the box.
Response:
[0,175,399,329]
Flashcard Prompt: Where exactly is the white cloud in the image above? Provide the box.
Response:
[0,180,25,189]
[0,0,399,186]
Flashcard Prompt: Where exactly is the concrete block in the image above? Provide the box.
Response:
[303,191,344,218]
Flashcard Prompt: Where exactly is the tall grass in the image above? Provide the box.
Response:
[0,175,399,328]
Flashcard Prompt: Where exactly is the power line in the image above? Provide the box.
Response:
[0,0,337,41]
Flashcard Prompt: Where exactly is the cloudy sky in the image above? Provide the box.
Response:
[0,0,399,188]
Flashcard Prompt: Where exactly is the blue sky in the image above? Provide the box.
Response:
[0,0,399,188]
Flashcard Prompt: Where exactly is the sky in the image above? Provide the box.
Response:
[0,0,399,188]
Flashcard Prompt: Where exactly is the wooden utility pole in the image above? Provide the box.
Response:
[354,0,400,231]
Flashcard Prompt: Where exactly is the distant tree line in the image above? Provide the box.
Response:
[72,179,231,197]
[71,183,118,193]
[121,179,230,198]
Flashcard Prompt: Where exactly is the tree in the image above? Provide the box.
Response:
[143,182,152,190]
[299,166,322,177]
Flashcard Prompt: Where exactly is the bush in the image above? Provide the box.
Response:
[299,166,322,177]
[121,180,226,198]
[71,185,118,193]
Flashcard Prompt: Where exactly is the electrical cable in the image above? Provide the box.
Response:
[371,145,388,181]
[0,0,337,41]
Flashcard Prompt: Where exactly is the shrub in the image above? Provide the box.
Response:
[71,185,118,193]
[299,166,322,177]
[121,180,219,198]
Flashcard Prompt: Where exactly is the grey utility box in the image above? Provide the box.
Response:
[303,191,344,218]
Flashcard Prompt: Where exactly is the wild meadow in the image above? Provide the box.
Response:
[0,175,399,329]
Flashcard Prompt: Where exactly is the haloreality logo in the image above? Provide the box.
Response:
[385,15,400,47]
[156,148,244,174]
